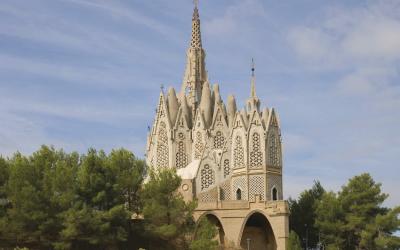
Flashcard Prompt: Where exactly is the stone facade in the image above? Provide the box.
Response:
[145,5,289,250]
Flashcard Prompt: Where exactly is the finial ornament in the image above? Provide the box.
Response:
[194,0,199,8]
[161,84,164,93]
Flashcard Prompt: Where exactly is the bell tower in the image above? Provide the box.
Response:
[181,0,207,117]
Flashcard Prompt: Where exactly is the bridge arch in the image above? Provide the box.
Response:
[195,212,225,245]
[238,210,277,250]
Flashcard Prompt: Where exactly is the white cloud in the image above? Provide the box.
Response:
[342,19,400,61]
[204,0,266,36]
[287,27,333,62]
[288,0,400,66]
[337,67,397,95]
[0,1,182,78]
[283,133,314,157]
[0,111,63,156]
[0,92,152,126]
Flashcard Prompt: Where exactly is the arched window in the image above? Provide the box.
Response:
[156,122,169,168]
[200,164,215,190]
[272,187,278,201]
[175,133,188,169]
[214,131,225,149]
[250,132,263,169]
[268,132,281,167]
[233,136,244,169]
[236,188,242,200]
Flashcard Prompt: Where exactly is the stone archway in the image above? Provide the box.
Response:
[197,213,226,246]
[239,212,277,250]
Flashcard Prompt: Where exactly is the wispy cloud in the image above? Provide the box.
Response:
[0,0,399,206]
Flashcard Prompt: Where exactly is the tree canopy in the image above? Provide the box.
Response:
[1,147,399,250]
[0,146,218,250]
[141,168,196,249]
[316,173,400,250]
[0,146,147,250]
[289,180,325,248]
[289,174,399,250]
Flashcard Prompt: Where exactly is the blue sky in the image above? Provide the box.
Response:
[0,0,399,207]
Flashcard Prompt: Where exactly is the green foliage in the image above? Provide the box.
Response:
[190,217,218,250]
[315,192,345,249]
[0,157,9,217]
[287,230,302,250]
[142,168,196,249]
[56,148,146,250]
[2,146,399,250]
[0,146,146,250]
[316,173,400,250]
[0,146,78,249]
[289,180,325,248]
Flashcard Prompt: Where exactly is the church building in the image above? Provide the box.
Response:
[145,3,289,249]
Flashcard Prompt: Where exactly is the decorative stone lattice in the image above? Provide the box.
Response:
[175,133,188,169]
[268,132,281,167]
[249,175,265,201]
[156,122,169,168]
[198,186,218,203]
[223,159,230,178]
[220,179,231,201]
[233,136,245,169]
[191,16,202,48]
[201,164,215,190]
[194,131,204,159]
[267,174,282,200]
[232,176,248,200]
[213,131,225,149]
[250,132,263,169]
[157,102,165,118]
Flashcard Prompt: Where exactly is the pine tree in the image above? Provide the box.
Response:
[190,217,218,250]
[56,148,145,250]
[0,157,9,217]
[316,173,400,250]
[0,146,78,249]
[142,168,196,250]
[287,230,302,250]
[289,180,325,248]
[315,191,345,249]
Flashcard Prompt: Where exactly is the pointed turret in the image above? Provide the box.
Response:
[262,107,269,128]
[213,84,222,105]
[180,92,191,128]
[190,3,202,48]
[241,109,249,128]
[181,2,207,118]
[246,59,261,113]
[167,87,179,126]
[227,95,237,126]
[200,81,212,127]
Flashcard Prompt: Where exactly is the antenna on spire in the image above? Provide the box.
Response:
[250,58,257,98]
[251,58,255,77]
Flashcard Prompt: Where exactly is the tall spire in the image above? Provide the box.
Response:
[181,0,207,120]
[191,0,202,48]
[247,58,260,112]
[250,58,256,97]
